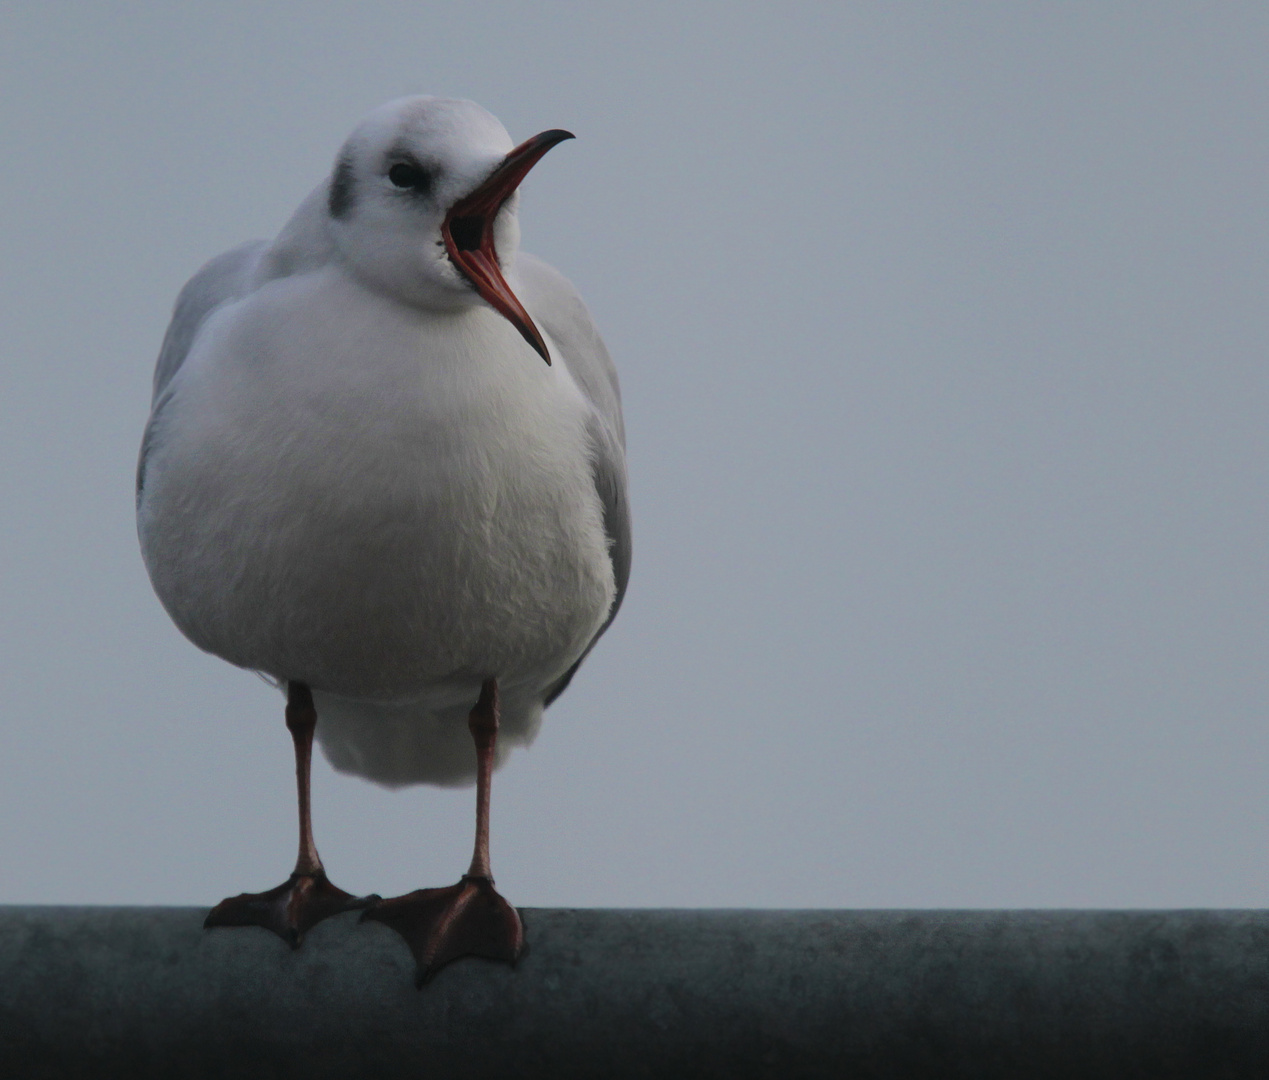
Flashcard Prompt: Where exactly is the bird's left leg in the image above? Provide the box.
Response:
[204,681,376,947]
[363,677,524,984]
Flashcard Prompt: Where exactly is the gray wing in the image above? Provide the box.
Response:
[150,240,267,402]
[139,240,267,500]
[516,253,632,706]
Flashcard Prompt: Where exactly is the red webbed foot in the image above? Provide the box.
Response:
[205,869,377,949]
[363,874,524,984]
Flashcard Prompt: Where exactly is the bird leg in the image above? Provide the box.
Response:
[205,681,375,948]
[363,677,524,985]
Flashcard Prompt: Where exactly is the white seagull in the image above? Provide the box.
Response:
[136,97,630,981]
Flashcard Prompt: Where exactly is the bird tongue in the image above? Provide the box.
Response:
[442,129,575,365]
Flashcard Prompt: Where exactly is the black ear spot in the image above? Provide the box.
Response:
[328,154,355,219]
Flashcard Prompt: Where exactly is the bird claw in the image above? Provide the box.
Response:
[362,875,524,985]
[204,869,377,949]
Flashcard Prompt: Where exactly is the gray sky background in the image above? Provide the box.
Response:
[2,3,1267,909]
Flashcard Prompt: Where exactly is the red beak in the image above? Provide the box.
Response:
[442,129,574,365]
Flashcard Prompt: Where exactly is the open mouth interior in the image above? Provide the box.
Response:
[448,215,485,254]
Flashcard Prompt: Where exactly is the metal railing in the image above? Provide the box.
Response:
[1,907,1266,1077]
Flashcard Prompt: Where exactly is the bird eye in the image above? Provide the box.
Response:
[388,163,432,193]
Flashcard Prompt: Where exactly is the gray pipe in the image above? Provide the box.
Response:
[0,907,1266,1078]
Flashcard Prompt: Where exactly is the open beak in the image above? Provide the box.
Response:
[442,129,575,365]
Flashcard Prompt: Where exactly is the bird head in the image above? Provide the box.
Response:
[325,96,572,364]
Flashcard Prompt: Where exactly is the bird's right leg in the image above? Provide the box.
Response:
[204,681,376,948]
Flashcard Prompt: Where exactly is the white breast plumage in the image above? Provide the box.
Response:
[140,263,614,713]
